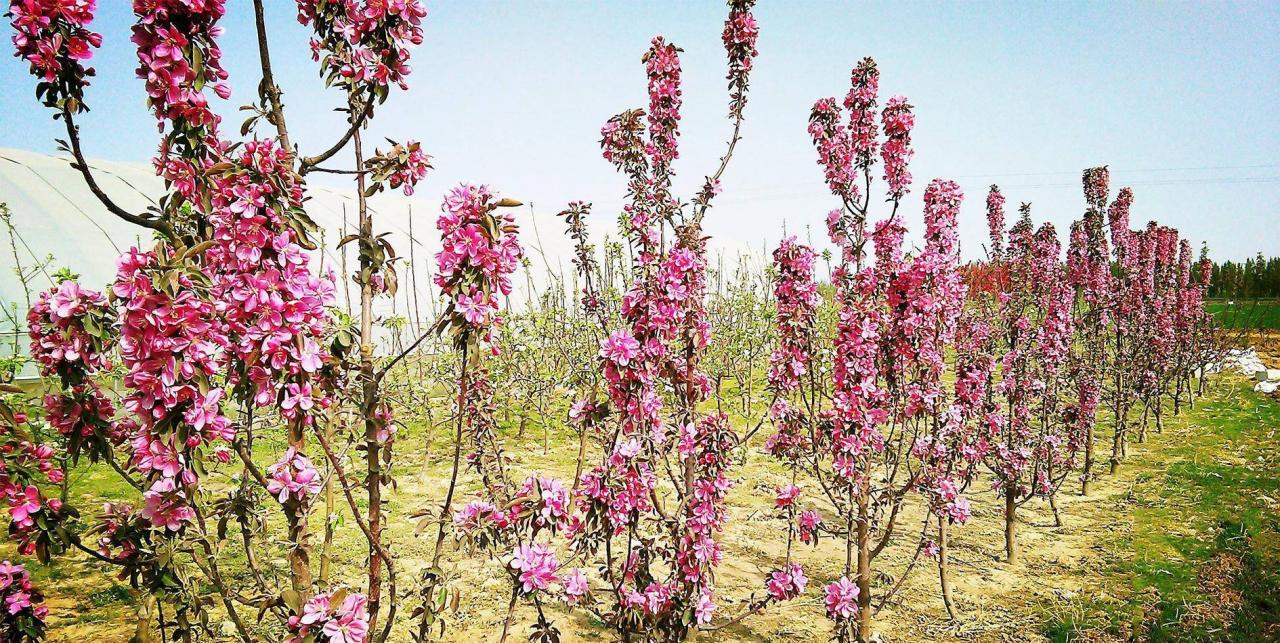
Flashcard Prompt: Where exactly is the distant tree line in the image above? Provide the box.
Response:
[1208,253,1280,298]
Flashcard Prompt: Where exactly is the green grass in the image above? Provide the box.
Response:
[1205,299,1280,330]
[1045,375,1280,641]
[88,585,134,608]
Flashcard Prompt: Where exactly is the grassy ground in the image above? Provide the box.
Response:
[1042,374,1280,642]
[1205,299,1280,330]
[9,371,1280,642]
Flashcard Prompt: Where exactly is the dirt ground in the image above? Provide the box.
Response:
[1249,330,1280,367]
[22,369,1279,642]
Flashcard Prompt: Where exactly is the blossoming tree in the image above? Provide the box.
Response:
[799,57,982,641]
[8,0,433,639]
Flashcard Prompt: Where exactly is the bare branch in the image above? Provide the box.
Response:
[61,108,173,238]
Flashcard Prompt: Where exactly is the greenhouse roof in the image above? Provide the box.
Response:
[0,147,455,376]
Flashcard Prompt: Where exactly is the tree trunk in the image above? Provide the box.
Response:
[319,407,339,586]
[938,515,956,620]
[1155,395,1164,434]
[354,127,385,633]
[1138,400,1149,443]
[1110,401,1125,475]
[285,433,312,595]
[1173,375,1183,416]
[1082,422,1094,496]
[856,490,873,642]
[1004,487,1017,564]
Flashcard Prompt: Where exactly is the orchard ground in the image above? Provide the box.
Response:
[6,363,1277,643]
[1206,299,1280,331]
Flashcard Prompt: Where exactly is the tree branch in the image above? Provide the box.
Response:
[253,0,291,154]
[312,426,399,642]
[298,93,375,175]
[61,108,173,238]
[374,311,446,382]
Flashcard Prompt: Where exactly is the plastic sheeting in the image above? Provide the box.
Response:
[0,147,456,377]
[0,146,759,379]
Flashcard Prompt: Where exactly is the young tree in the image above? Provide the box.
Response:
[984,205,1080,563]
[804,57,978,641]
[8,0,433,639]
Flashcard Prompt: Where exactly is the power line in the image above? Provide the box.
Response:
[1005,176,1280,189]
[951,163,1280,179]
[716,175,1280,204]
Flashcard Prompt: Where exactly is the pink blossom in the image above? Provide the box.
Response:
[600,330,642,367]
[510,543,559,594]
[774,484,802,509]
[266,447,323,505]
[824,576,859,620]
[141,477,194,531]
[765,562,807,601]
[287,588,370,643]
[562,568,588,605]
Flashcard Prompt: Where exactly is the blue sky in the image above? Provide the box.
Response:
[2,0,1276,261]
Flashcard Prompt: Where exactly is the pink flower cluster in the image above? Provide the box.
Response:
[1067,184,1112,318]
[845,58,880,171]
[826,180,967,470]
[985,185,1006,260]
[579,235,717,567]
[510,543,560,594]
[366,139,432,195]
[26,281,113,377]
[452,476,584,604]
[113,247,226,530]
[203,137,335,427]
[823,576,858,620]
[764,399,810,463]
[768,237,819,392]
[879,96,914,198]
[808,57,881,202]
[0,405,67,556]
[28,281,121,462]
[808,101,857,201]
[798,509,822,545]
[123,7,335,535]
[296,0,427,94]
[671,413,736,615]
[774,484,802,509]
[131,0,230,131]
[140,476,194,531]
[88,501,146,564]
[435,183,522,347]
[594,243,710,445]
[286,588,370,643]
[7,0,101,110]
[1083,165,1110,210]
[266,447,323,506]
[1108,186,1134,260]
[765,562,807,601]
[0,399,71,561]
[720,0,758,115]
[645,36,682,173]
[517,475,570,530]
[828,267,887,477]
[562,568,589,605]
[0,561,47,635]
